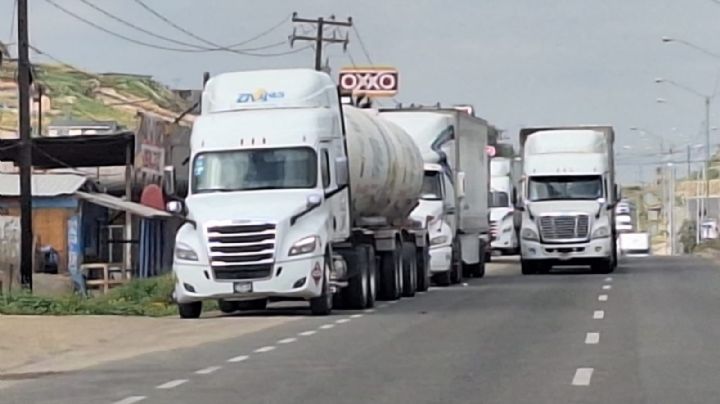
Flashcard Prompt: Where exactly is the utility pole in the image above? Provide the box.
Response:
[290,13,352,71]
[35,85,43,136]
[17,0,33,290]
[702,96,711,232]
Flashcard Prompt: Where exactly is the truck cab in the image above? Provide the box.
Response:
[490,157,519,255]
[518,127,617,274]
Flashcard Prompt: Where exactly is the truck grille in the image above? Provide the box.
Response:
[206,222,276,280]
[538,215,590,242]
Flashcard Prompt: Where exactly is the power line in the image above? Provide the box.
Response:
[45,0,291,55]
[352,25,374,64]
[79,0,288,54]
[290,13,352,71]
[132,0,290,50]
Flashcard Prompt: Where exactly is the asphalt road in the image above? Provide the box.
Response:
[2,255,720,404]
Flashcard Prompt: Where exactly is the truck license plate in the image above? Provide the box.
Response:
[233,282,253,293]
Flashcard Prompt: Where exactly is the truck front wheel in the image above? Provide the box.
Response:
[178,301,202,319]
[416,245,430,292]
[344,246,370,309]
[310,257,333,315]
[402,243,417,297]
[521,260,537,275]
[592,259,615,274]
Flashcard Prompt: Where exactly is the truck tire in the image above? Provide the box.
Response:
[366,245,378,308]
[521,260,536,275]
[592,259,615,274]
[310,257,333,315]
[380,243,402,300]
[218,299,238,314]
[434,269,452,286]
[402,243,417,297]
[416,245,430,292]
[178,301,202,319]
[344,246,370,309]
[450,241,462,284]
[236,299,268,311]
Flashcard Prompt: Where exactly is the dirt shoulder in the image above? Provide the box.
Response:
[0,313,298,389]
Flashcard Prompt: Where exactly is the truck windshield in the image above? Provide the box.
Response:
[421,171,442,200]
[490,191,510,207]
[192,147,318,193]
[528,175,602,201]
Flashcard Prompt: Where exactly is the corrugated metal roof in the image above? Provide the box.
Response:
[0,174,88,197]
[76,192,171,219]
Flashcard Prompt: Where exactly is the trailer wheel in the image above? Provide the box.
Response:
[416,245,430,292]
[366,245,378,308]
[310,256,333,315]
[178,301,202,319]
[520,260,537,275]
[402,243,417,297]
[379,242,402,300]
[450,241,462,285]
[344,246,370,309]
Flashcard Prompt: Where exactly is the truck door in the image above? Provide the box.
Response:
[321,144,350,242]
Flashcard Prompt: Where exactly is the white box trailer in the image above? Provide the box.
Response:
[380,107,492,282]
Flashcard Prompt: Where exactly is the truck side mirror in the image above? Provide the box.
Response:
[335,156,349,187]
[456,171,466,199]
[163,166,177,196]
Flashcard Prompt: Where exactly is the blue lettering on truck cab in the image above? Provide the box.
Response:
[237,89,286,103]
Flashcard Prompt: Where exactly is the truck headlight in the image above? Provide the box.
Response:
[521,228,538,241]
[289,235,320,256]
[175,242,199,261]
[592,226,610,239]
[430,235,449,245]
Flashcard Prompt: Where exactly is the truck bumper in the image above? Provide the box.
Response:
[429,244,452,274]
[491,230,517,252]
[174,255,325,304]
[521,237,612,264]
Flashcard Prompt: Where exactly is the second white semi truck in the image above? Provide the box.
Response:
[168,69,429,317]
[489,145,520,256]
[517,126,617,274]
[381,107,492,283]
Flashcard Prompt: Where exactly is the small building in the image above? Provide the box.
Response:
[0,173,170,278]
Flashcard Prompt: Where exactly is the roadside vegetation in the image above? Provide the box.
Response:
[0,275,180,316]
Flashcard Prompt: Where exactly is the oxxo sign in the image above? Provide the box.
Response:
[339,67,399,97]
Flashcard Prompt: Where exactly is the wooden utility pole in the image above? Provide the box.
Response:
[17,0,33,290]
[290,13,352,71]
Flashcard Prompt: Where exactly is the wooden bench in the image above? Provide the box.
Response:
[81,263,132,294]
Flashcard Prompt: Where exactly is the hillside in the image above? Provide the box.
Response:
[0,61,195,136]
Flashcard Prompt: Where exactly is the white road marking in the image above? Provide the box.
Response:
[351,314,364,319]
[462,282,469,287]
[227,355,249,363]
[602,285,612,290]
[378,304,389,308]
[319,324,335,330]
[336,318,351,324]
[254,346,276,353]
[605,277,613,282]
[388,301,398,304]
[572,368,594,386]
[364,309,376,313]
[585,332,600,344]
[195,366,222,375]
[298,330,317,337]
[156,379,188,389]
[113,397,146,404]
[278,337,297,344]
[598,294,608,302]
[593,310,605,319]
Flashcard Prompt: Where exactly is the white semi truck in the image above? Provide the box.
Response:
[489,146,520,256]
[167,69,429,318]
[518,126,617,274]
[381,107,491,283]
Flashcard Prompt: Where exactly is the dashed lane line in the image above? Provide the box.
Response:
[598,294,608,302]
[156,379,188,390]
[278,337,297,344]
[605,277,613,282]
[113,397,146,404]
[572,368,594,386]
[194,366,222,375]
[227,355,249,363]
[351,314,364,319]
[254,346,276,353]
[593,310,605,320]
[602,285,612,290]
[585,332,600,344]
[319,324,335,330]
[298,330,317,337]
[336,318,351,324]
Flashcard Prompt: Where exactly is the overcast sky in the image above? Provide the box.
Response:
[2,0,720,183]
